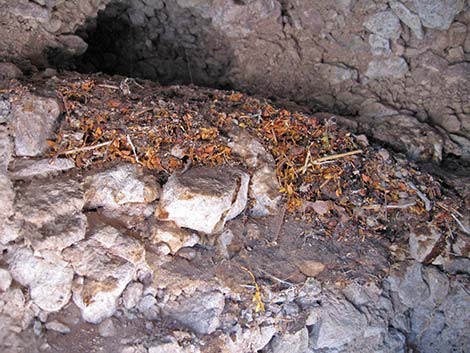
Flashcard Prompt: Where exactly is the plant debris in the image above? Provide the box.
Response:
[6,72,467,245]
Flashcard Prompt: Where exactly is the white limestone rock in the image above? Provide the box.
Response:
[62,238,136,323]
[0,268,12,292]
[228,129,281,216]
[8,247,74,312]
[84,163,159,209]
[156,167,249,234]
[25,213,87,254]
[12,94,61,157]
[149,221,200,254]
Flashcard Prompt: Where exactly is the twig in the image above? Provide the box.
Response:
[98,84,120,90]
[272,201,287,243]
[126,134,139,163]
[312,149,363,165]
[363,201,416,210]
[451,213,470,235]
[135,108,154,116]
[59,141,112,155]
[408,182,432,211]
[256,267,294,287]
[298,143,313,175]
[384,201,417,209]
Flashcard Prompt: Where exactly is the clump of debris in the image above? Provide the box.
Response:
[0,70,469,353]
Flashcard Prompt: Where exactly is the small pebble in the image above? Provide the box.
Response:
[45,321,71,334]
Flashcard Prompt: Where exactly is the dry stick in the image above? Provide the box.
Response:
[451,213,470,235]
[311,149,363,165]
[298,143,314,175]
[408,182,432,211]
[272,201,287,244]
[98,84,120,90]
[126,134,139,163]
[363,201,417,210]
[59,141,113,155]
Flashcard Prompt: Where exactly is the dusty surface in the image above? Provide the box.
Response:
[0,71,469,353]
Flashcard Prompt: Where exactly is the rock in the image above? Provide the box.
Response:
[0,62,22,80]
[315,63,359,84]
[0,173,15,220]
[0,96,12,123]
[249,165,282,217]
[342,282,381,307]
[0,126,13,172]
[269,327,309,353]
[369,34,392,56]
[15,178,84,228]
[366,57,409,78]
[364,10,401,40]
[57,35,88,56]
[62,239,136,323]
[0,268,12,292]
[228,129,280,216]
[84,163,159,209]
[366,114,443,161]
[162,290,225,334]
[91,225,148,270]
[310,293,367,349]
[122,282,143,310]
[217,229,235,259]
[45,320,71,334]
[409,223,442,262]
[221,325,276,353]
[0,221,20,245]
[396,262,430,308]
[359,99,399,118]
[98,318,116,337]
[25,213,87,254]
[12,94,61,157]
[390,1,424,40]
[9,158,75,180]
[294,260,325,277]
[0,287,35,329]
[149,221,199,254]
[413,0,465,30]
[137,295,159,320]
[156,167,249,234]
[148,341,186,353]
[8,247,74,312]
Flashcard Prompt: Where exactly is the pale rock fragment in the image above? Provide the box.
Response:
[122,282,144,310]
[157,167,249,234]
[15,179,84,228]
[12,94,61,157]
[161,290,225,334]
[84,163,159,209]
[8,247,74,312]
[25,213,87,254]
[63,238,136,323]
[409,223,442,262]
[228,129,281,216]
[0,268,12,292]
[9,158,75,180]
[269,327,309,353]
[149,220,200,254]
[45,320,71,334]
